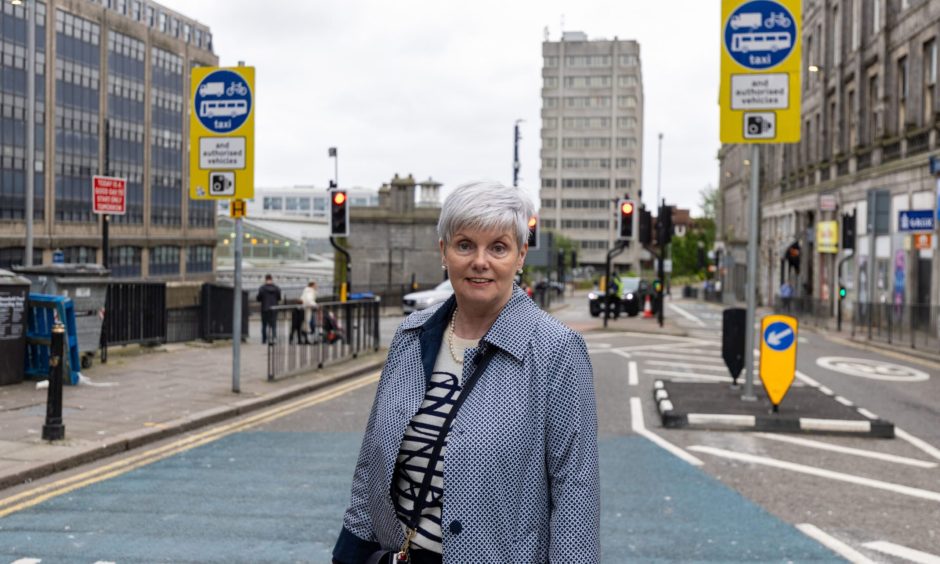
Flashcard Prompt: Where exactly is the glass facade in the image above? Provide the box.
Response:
[186,244,213,273]
[109,245,141,278]
[150,46,182,226]
[54,9,100,223]
[107,31,145,224]
[149,244,179,276]
[0,1,46,221]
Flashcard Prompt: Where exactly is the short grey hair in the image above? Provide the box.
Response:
[438,181,536,248]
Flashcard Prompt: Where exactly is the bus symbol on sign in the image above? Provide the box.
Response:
[193,69,252,134]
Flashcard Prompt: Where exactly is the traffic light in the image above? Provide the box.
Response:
[839,286,847,300]
[527,215,539,249]
[656,205,674,246]
[330,189,349,236]
[842,211,856,251]
[639,207,652,245]
[653,279,663,294]
[617,199,636,240]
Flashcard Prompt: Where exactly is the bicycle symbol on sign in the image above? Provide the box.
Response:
[765,12,792,28]
[226,82,248,96]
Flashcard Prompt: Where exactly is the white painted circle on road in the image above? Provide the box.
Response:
[816,357,930,382]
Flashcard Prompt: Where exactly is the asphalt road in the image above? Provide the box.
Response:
[0,296,937,562]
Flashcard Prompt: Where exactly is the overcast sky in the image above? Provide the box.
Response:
[163,0,721,214]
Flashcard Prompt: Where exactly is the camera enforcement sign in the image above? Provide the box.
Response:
[759,314,798,407]
[720,0,801,144]
[189,66,255,200]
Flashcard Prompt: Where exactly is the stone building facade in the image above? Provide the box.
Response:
[717,0,940,318]
[0,0,218,279]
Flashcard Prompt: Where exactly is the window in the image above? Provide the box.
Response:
[873,0,880,32]
[563,137,610,149]
[832,6,841,66]
[564,117,610,129]
[145,5,154,26]
[618,95,637,108]
[565,55,610,67]
[544,56,558,68]
[541,179,556,188]
[617,137,638,149]
[187,245,213,274]
[543,76,558,88]
[564,96,610,108]
[850,0,860,51]
[847,88,857,148]
[543,117,558,129]
[924,40,937,121]
[158,11,166,32]
[131,1,140,21]
[615,179,634,189]
[542,158,557,169]
[618,75,638,87]
[562,158,610,169]
[149,245,180,276]
[195,29,203,48]
[544,97,558,109]
[541,198,556,208]
[263,196,284,210]
[617,117,638,129]
[615,158,636,169]
[868,74,879,142]
[562,178,608,188]
[543,137,557,149]
[564,75,611,88]
[63,246,96,263]
[109,246,142,278]
[898,56,908,127]
[619,54,638,66]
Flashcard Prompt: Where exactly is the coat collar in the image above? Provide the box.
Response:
[401,285,541,368]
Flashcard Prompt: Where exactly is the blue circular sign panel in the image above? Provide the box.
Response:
[763,321,795,352]
[193,69,252,134]
[724,0,797,70]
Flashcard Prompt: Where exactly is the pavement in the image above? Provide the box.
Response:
[0,334,385,492]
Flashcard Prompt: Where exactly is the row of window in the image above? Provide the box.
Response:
[544,54,639,68]
[543,116,639,130]
[544,95,639,109]
[543,137,639,149]
[544,75,639,88]
[540,198,611,209]
[539,178,635,189]
[543,158,637,169]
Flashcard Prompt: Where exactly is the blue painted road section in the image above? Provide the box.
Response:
[0,433,841,562]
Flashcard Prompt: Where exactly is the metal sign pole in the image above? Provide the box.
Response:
[232,216,243,393]
[742,145,760,401]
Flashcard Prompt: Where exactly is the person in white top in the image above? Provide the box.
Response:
[300,281,318,339]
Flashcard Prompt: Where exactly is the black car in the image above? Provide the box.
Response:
[588,277,645,317]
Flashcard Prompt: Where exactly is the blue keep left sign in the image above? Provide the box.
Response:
[724,0,798,70]
[193,69,253,134]
[763,321,795,352]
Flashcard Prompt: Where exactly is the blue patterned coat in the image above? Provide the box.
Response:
[333,286,600,563]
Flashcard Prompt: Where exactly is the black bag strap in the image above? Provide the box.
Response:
[405,344,496,531]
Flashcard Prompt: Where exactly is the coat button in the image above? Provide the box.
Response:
[449,520,463,535]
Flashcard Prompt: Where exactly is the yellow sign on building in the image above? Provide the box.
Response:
[189,66,255,200]
[759,314,798,407]
[720,0,802,144]
[817,220,838,253]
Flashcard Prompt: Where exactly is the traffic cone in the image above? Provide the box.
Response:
[642,295,654,318]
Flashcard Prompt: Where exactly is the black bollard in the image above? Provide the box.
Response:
[42,322,66,441]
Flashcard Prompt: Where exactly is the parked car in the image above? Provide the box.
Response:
[402,279,453,313]
[588,277,656,317]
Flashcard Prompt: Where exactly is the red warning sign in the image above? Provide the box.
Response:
[93,175,126,215]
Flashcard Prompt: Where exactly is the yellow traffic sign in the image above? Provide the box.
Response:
[189,66,255,200]
[759,314,798,407]
[230,199,247,218]
[720,0,802,144]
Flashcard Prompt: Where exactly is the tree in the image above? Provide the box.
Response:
[698,184,717,220]
[670,217,716,278]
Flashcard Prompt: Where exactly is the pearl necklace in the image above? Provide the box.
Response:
[448,308,463,364]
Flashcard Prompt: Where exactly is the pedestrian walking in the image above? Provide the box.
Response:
[300,280,318,342]
[256,274,281,344]
[780,280,793,313]
[332,181,599,564]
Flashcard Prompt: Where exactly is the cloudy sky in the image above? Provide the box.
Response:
[163,0,721,214]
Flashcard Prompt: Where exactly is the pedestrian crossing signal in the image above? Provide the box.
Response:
[330,189,348,236]
[839,286,846,299]
[527,215,539,249]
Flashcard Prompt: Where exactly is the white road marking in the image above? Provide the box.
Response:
[816,357,930,382]
[668,303,707,327]
[795,524,876,564]
[857,408,879,420]
[755,433,938,469]
[611,349,633,360]
[896,428,940,462]
[687,414,756,427]
[632,350,726,362]
[11,559,43,564]
[688,446,940,502]
[834,395,854,407]
[818,386,834,395]
[616,342,714,353]
[628,361,638,386]
[795,370,822,387]
[630,397,703,466]
[645,360,732,371]
[643,369,736,383]
[582,332,711,344]
[862,541,940,563]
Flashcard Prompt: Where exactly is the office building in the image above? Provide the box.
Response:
[0,0,218,279]
[539,31,645,269]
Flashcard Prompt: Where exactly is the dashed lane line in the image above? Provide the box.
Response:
[667,303,707,327]
[0,372,382,519]
[643,369,736,383]
[755,433,938,469]
[795,524,876,564]
[862,541,940,564]
[688,446,940,503]
[896,428,940,463]
[628,361,638,386]
[629,397,703,466]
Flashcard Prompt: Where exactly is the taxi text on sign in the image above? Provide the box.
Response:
[189,66,255,200]
[720,0,802,144]
[759,314,798,406]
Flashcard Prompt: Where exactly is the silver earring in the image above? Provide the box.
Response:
[442,264,447,270]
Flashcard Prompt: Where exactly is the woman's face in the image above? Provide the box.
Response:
[440,225,526,313]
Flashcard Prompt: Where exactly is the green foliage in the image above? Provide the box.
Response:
[669,217,716,278]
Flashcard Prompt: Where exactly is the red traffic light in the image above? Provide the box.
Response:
[621,202,634,215]
[333,192,347,205]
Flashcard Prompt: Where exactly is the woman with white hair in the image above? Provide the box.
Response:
[332,181,599,564]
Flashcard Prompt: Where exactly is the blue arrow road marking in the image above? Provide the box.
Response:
[764,321,795,351]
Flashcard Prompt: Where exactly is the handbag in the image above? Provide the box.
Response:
[367,345,496,564]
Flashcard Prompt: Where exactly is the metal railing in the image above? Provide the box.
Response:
[265,298,381,381]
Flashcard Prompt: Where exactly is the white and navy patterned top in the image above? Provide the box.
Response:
[392,334,478,553]
[333,286,600,564]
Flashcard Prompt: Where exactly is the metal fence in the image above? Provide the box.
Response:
[772,298,940,353]
[102,282,167,351]
[265,299,381,381]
